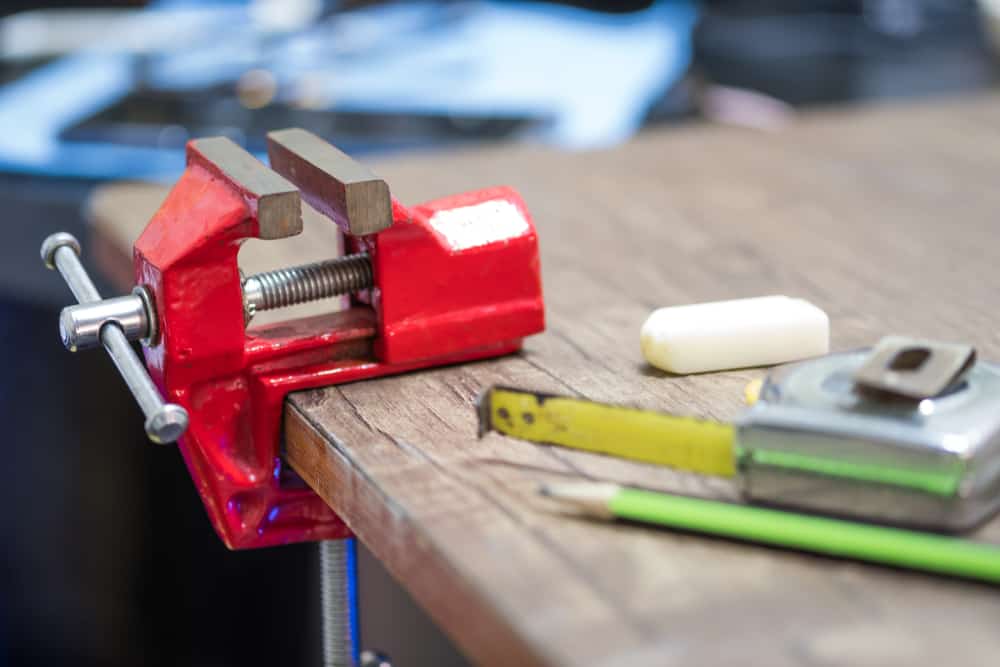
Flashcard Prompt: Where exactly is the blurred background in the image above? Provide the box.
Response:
[2,0,999,665]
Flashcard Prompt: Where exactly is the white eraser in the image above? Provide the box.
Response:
[640,295,829,374]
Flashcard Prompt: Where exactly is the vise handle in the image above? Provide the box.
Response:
[41,232,189,444]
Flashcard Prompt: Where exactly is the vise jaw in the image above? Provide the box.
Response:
[134,129,545,549]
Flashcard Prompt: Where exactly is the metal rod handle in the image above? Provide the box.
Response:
[41,233,189,444]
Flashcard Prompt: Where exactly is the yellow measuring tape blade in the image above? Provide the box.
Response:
[481,387,737,478]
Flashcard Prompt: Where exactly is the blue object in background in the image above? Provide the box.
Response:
[0,0,696,181]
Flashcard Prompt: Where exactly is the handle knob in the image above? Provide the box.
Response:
[41,233,188,444]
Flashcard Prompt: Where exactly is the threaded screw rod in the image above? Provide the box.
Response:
[242,253,373,321]
[320,539,359,667]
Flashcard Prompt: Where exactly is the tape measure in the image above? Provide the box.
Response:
[477,338,1000,532]
[479,387,737,477]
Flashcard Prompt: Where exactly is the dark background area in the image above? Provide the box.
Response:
[1,1,998,665]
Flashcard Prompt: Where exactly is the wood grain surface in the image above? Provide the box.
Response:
[91,95,1000,667]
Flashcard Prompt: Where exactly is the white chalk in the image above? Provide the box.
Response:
[640,295,829,374]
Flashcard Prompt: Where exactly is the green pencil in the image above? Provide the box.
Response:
[539,483,1000,584]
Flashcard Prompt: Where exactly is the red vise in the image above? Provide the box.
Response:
[133,130,545,549]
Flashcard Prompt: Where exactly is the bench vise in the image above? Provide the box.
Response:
[43,129,545,549]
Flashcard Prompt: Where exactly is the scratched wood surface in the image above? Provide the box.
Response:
[92,95,1000,667]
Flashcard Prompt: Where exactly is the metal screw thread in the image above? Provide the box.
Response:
[320,540,357,667]
[244,253,373,314]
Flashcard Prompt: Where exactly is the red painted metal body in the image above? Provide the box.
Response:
[134,143,545,549]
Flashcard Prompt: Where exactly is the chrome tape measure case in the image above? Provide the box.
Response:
[738,338,1000,531]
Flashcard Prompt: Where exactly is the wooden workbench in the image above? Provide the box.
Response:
[91,95,1000,667]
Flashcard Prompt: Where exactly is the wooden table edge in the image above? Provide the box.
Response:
[285,401,553,667]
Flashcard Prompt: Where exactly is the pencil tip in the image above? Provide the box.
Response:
[536,482,619,518]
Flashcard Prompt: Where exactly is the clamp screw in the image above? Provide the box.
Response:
[320,539,358,667]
